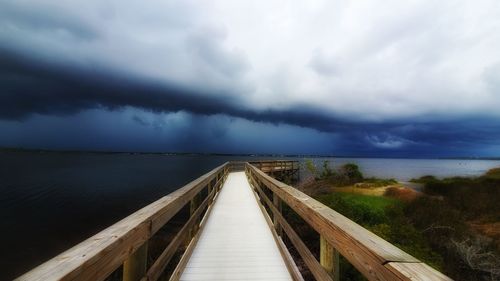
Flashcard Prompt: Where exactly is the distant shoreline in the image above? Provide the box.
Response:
[1,147,499,160]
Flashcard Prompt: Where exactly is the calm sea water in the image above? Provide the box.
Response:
[1,152,499,279]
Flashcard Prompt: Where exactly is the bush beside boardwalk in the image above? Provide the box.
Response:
[294,161,500,281]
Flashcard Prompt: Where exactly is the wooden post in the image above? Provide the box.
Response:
[320,235,339,281]
[273,193,283,236]
[208,181,213,205]
[123,241,148,281]
[218,172,222,191]
[189,193,201,241]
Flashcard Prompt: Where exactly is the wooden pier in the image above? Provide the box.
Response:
[180,171,291,280]
[16,161,452,281]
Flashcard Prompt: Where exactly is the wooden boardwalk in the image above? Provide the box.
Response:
[180,172,292,281]
[17,161,452,281]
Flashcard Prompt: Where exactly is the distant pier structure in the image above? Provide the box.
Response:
[17,160,451,281]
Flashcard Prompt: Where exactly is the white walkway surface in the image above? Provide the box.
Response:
[180,172,292,281]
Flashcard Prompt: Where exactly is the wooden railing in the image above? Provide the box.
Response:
[249,160,300,183]
[249,160,299,173]
[16,163,230,281]
[16,161,452,281]
[245,163,453,281]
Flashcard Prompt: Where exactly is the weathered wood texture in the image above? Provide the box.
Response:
[250,173,304,281]
[250,176,333,281]
[320,236,339,281]
[385,262,453,281]
[16,163,229,281]
[169,183,222,281]
[249,160,299,173]
[123,242,148,281]
[142,183,220,281]
[273,193,283,236]
[246,163,452,281]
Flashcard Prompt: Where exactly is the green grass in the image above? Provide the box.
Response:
[316,192,399,226]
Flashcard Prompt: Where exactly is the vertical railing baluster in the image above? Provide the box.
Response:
[273,193,282,236]
[189,192,201,241]
[123,242,148,281]
[320,236,340,281]
[208,181,213,205]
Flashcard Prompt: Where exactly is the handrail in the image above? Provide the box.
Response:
[17,162,230,281]
[15,160,448,281]
[249,160,299,169]
[245,163,452,281]
[249,160,300,182]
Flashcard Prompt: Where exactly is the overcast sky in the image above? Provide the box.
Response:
[1,0,500,156]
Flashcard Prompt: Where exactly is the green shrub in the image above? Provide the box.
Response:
[316,193,445,271]
[308,167,500,280]
[321,160,335,179]
[416,170,500,221]
[304,159,319,179]
[410,175,438,184]
[404,194,500,280]
[484,167,500,180]
[363,177,398,187]
[319,163,365,186]
[339,163,363,182]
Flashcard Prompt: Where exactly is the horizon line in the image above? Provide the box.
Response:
[2,147,500,160]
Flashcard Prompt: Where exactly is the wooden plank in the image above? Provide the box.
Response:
[169,168,228,281]
[252,181,333,281]
[123,242,148,281]
[277,238,305,281]
[142,187,217,281]
[179,172,292,281]
[16,163,229,281]
[247,164,450,281]
[385,262,453,281]
[320,236,339,281]
[150,166,226,234]
[273,193,283,236]
[188,193,201,239]
[169,172,230,281]
[169,197,217,281]
[249,161,298,174]
[249,176,304,281]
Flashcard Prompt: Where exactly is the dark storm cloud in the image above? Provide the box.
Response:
[0,48,348,131]
[0,48,238,120]
[336,119,500,157]
[2,47,500,156]
[0,0,499,156]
